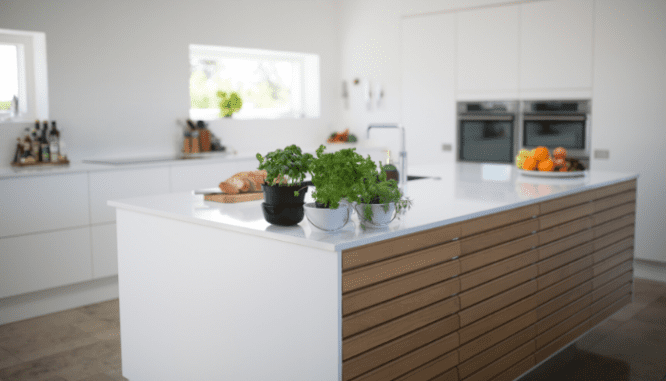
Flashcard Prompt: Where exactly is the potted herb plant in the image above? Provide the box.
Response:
[349,163,412,228]
[303,145,375,231]
[256,145,314,226]
[217,91,243,118]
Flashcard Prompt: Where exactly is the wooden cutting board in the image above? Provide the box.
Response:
[202,191,264,203]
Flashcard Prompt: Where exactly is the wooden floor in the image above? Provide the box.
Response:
[0,278,665,381]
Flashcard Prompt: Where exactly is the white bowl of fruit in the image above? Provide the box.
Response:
[515,147,586,178]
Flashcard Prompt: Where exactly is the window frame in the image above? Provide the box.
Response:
[0,29,48,123]
[189,44,319,121]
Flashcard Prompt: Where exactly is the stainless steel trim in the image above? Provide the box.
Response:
[523,115,586,121]
[458,114,514,121]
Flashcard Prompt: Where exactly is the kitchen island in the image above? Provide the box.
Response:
[109,163,638,381]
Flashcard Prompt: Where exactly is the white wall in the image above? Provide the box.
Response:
[591,0,666,264]
[0,0,341,162]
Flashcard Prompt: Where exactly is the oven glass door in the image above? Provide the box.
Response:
[459,119,514,163]
[523,116,586,149]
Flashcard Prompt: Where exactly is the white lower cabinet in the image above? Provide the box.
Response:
[88,167,171,225]
[0,173,90,238]
[91,223,118,279]
[0,227,92,299]
[169,159,256,192]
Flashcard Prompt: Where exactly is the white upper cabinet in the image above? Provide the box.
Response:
[88,167,170,224]
[456,5,520,97]
[402,13,456,165]
[520,0,594,94]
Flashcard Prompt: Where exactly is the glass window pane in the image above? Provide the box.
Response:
[0,44,19,111]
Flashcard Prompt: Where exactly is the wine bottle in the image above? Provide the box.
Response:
[49,121,60,162]
[40,120,50,162]
[32,120,41,158]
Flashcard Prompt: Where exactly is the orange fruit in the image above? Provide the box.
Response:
[553,157,566,168]
[533,146,550,161]
[522,157,538,171]
[553,147,567,159]
[538,159,555,171]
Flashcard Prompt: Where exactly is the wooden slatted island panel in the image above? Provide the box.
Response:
[341,179,637,381]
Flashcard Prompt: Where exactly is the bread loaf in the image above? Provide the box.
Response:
[218,170,268,194]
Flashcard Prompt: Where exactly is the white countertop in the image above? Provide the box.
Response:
[0,152,257,180]
[108,163,638,252]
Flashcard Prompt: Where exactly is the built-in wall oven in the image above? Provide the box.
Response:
[520,100,591,165]
[457,101,519,163]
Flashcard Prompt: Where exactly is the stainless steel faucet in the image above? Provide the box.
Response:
[367,124,407,186]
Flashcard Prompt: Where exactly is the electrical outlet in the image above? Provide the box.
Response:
[594,149,610,159]
[442,143,452,152]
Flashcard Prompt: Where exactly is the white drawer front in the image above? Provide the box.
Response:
[169,160,256,193]
[0,227,92,299]
[0,173,89,238]
[89,167,170,224]
[91,223,118,279]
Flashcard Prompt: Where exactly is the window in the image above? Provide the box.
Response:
[189,45,319,120]
[0,29,48,122]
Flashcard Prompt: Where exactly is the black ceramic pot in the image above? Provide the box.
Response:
[261,183,308,206]
[261,202,305,226]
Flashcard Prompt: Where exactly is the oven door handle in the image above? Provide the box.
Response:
[523,115,586,122]
[459,115,514,121]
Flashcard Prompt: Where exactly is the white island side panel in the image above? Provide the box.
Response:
[116,209,341,381]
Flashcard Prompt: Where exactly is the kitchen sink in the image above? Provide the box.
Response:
[407,175,440,181]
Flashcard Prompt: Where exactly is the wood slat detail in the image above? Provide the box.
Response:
[537,294,592,335]
[539,202,594,230]
[343,323,458,381]
[464,340,535,381]
[534,311,591,364]
[343,268,459,317]
[459,295,536,345]
[342,224,461,270]
[593,237,634,264]
[538,216,593,246]
[460,265,537,309]
[460,219,539,256]
[592,260,632,289]
[458,325,536,379]
[591,202,636,226]
[352,337,458,381]
[342,244,460,293]
[593,190,637,213]
[459,280,537,327]
[590,283,632,317]
[592,225,634,252]
[593,214,635,239]
[590,180,636,202]
[491,355,536,381]
[539,188,597,215]
[342,305,459,361]
[536,281,593,320]
[535,268,593,306]
[587,293,633,329]
[593,249,634,276]
[460,236,538,274]
[459,311,536,363]
[592,272,633,303]
[393,350,459,381]
[538,256,593,290]
[460,204,539,237]
[536,306,592,349]
[538,229,594,261]
[460,250,538,291]
[427,367,459,381]
[537,242,594,276]
[343,289,459,338]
